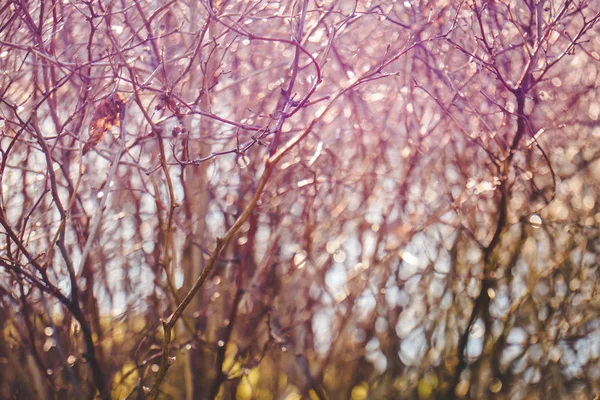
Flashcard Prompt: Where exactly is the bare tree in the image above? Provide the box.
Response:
[1,0,599,399]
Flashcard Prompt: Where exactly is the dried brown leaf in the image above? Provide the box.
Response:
[83,93,125,154]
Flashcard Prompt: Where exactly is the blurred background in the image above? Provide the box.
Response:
[1,0,600,399]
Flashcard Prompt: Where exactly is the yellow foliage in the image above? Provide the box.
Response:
[111,362,139,399]
[417,372,439,399]
[227,361,244,379]
[351,382,369,400]
[236,376,253,400]
[417,379,433,399]
[247,367,260,386]
[283,386,302,400]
